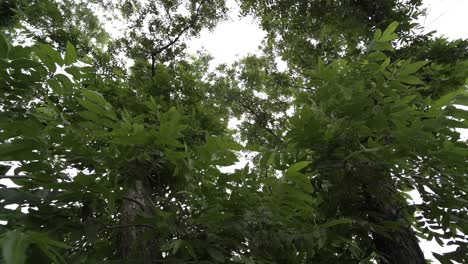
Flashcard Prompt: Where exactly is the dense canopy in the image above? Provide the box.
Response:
[0,0,467,263]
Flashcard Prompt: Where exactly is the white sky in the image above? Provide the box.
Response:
[187,0,265,68]
[1,0,466,262]
[188,0,468,67]
[418,0,468,40]
[187,0,468,262]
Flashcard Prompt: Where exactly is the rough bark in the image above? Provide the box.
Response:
[118,178,159,263]
[364,173,426,264]
[372,225,426,264]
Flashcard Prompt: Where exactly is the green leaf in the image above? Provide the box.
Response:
[453,94,468,106]
[64,42,78,65]
[77,98,102,113]
[0,140,41,160]
[208,248,225,263]
[372,41,394,51]
[401,95,417,105]
[399,61,429,75]
[0,33,10,58]
[32,242,62,264]
[34,51,56,72]
[35,44,63,66]
[78,111,117,128]
[379,57,391,72]
[320,218,354,228]
[74,173,95,186]
[77,98,116,121]
[172,239,183,255]
[367,51,387,61]
[379,22,399,42]
[1,230,30,264]
[55,74,74,93]
[27,232,71,249]
[0,164,10,175]
[287,161,311,176]
[8,47,31,60]
[432,88,467,108]
[27,232,69,264]
[9,58,41,70]
[213,150,238,166]
[47,79,64,95]
[381,221,405,232]
[445,106,468,121]
[78,90,117,120]
[0,188,40,205]
[373,29,382,41]
[33,106,58,121]
[397,75,424,85]
[82,89,107,105]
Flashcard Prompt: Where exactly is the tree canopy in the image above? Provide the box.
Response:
[0,0,466,263]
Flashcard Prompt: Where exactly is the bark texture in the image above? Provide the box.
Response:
[372,226,426,264]
[118,178,159,263]
[364,173,426,264]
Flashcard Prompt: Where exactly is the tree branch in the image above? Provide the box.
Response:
[238,101,285,144]
[98,224,155,235]
[150,1,205,57]
[121,196,147,212]
[0,175,36,180]
[104,224,154,230]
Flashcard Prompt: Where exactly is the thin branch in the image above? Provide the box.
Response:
[151,15,198,76]
[104,224,154,230]
[151,23,191,56]
[151,0,205,57]
[97,224,155,235]
[238,101,285,144]
[163,3,174,25]
[0,175,36,180]
[151,54,156,76]
[342,147,380,162]
[121,196,146,211]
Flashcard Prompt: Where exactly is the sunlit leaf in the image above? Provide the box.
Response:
[64,42,78,65]
[1,230,30,264]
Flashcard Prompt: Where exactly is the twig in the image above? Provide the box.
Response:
[0,175,36,180]
[100,224,155,232]
[239,101,285,144]
[150,0,205,76]
[97,224,155,235]
[150,1,204,57]
[121,196,146,211]
[104,224,154,230]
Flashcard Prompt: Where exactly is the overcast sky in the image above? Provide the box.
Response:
[1,0,466,262]
[186,0,467,262]
[187,0,468,67]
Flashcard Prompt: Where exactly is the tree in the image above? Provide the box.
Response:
[0,0,467,263]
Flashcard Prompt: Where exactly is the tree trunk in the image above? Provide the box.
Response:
[364,173,426,264]
[118,178,159,263]
[372,225,426,264]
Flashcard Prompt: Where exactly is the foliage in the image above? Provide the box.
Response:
[239,0,423,65]
[0,0,467,263]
